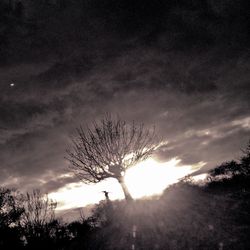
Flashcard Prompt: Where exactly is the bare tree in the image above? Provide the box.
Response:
[66,115,160,201]
[21,190,57,238]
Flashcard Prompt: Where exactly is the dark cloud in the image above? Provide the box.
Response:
[42,175,78,194]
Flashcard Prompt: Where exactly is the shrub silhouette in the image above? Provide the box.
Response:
[0,188,24,250]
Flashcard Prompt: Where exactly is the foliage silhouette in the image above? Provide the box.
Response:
[20,190,59,250]
[0,188,24,250]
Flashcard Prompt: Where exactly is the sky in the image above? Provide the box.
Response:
[0,0,250,210]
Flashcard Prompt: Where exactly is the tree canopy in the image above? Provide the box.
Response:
[66,115,160,200]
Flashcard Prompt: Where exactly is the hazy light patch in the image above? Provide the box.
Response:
[3,177,20,186]
[125,158,196,198]
[158,140,169,147]
[192,173,208,182]
[190,161,207,170]
[197,129,212,136]
[58,173,74,178]
[185,128,217,139]
[49,158,202,210]
[231,116,250,129]
[49,179,124,210]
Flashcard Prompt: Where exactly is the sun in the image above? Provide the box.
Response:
[124,158,195,198]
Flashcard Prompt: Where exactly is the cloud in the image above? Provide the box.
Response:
[0,29,250,195]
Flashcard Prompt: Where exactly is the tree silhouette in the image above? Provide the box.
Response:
[240,139,250,176]
[209,140,250,180]
[0,188,24,249]
[66,115,159,201]
[20,189,57,247]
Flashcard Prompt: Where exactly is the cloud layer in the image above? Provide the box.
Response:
[0,0,250,195]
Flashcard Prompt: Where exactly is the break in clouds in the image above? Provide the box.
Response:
[0,0,250,194]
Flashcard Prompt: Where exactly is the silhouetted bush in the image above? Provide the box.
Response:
[0,188,25,250]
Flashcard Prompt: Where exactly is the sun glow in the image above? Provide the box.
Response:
[49,158,204,210]
[124,158,194,198]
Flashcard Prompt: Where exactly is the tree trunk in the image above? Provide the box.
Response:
[117,177,133,202]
